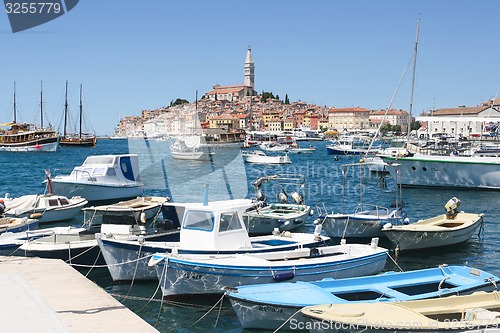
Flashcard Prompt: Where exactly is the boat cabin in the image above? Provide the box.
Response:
[65,154,141,183]
[179,199,254,250]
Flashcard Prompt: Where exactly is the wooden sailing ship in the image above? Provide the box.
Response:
[60,82,96,147]
[0,82,60,152]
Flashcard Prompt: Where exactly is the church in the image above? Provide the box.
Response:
[204,47,256,101]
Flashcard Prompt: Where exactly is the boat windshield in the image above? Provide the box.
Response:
[83,156,115,165]
[219,211,243,232]
[183,210,214,231]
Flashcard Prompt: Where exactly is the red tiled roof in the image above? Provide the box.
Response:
[329,107,370,113]
[432,106,487,116]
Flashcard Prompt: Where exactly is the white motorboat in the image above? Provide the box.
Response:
[96,197,329,282]
[18,200,179,266]
[4,193,87,223]
[382,197,484,251]
[49,154,144,201]
[149,238,388,299]
[242,150,291,164]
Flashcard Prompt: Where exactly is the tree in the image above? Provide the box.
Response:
[411,121,421,131]
[260,91,277,102]
[170,98,189,106]
[284,94,290,104]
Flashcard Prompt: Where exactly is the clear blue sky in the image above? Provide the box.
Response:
[1,1,499,135]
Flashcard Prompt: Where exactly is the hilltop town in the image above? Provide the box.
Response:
[112,47,500,139]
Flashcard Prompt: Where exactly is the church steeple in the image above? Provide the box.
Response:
[244,46,255,90]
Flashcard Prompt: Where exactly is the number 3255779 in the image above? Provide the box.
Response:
[5,2,62,14]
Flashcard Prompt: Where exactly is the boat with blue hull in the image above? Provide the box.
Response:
[226,265,500,330]
[149,238,388,299]
[96,198,329,282]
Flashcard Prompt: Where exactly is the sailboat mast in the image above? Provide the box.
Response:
[79,84,83,139]
[63,80,68,137]
[407,18,420,138]
[13,81,17,124]
[40,81,44,128]
[195,89,198,130]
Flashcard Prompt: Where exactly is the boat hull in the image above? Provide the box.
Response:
[8,197,88,223]
[50,182,144,202]
[382,155,500,189]
[154,245,388,298]
[383,213,483,251]
[0,140,59,152]
[321,214,402,238]
[97,233,330,282]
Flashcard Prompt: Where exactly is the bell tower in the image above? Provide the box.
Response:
[244,46,255,91]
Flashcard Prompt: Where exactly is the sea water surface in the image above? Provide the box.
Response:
[1,138,499,333]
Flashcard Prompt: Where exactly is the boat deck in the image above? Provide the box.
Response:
[0,256,158,333]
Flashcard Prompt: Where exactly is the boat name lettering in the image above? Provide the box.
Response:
[257,305,282,313]
[181,271,203,280]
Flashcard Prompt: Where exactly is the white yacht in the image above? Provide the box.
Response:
[49,154,144,201]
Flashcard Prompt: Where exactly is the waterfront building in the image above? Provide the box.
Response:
[417,102,500,137]
[328,107,370,131]
[369,109,411,132]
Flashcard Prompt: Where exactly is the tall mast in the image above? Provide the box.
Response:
[79,84,83,138]
[40,81,44,128]
[63,80,68,137]
[13,81,17,123]
[195,89,198,130]
[407,18,420,138]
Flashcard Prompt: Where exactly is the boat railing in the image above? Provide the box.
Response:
[353,203,390,217]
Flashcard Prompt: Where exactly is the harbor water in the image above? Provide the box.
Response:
[1,138,499,332]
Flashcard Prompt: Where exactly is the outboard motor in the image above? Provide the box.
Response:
[278,191,288,204]
[445,197,461,219]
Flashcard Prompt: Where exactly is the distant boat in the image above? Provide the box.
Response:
[0,82,59,152]
[169,136,214,161]
[60,82,97,147]
[49,154,144,202]
[242,150,291,164]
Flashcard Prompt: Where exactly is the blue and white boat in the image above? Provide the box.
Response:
[148,238,388,299]
[49,154,144,202]
[225,265,500,330]
[326,136,389,155]
[96,197,329,282]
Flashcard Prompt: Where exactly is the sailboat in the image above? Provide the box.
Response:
[60,82,97,147]
[0,81,60,152]
[169,90,214,160]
